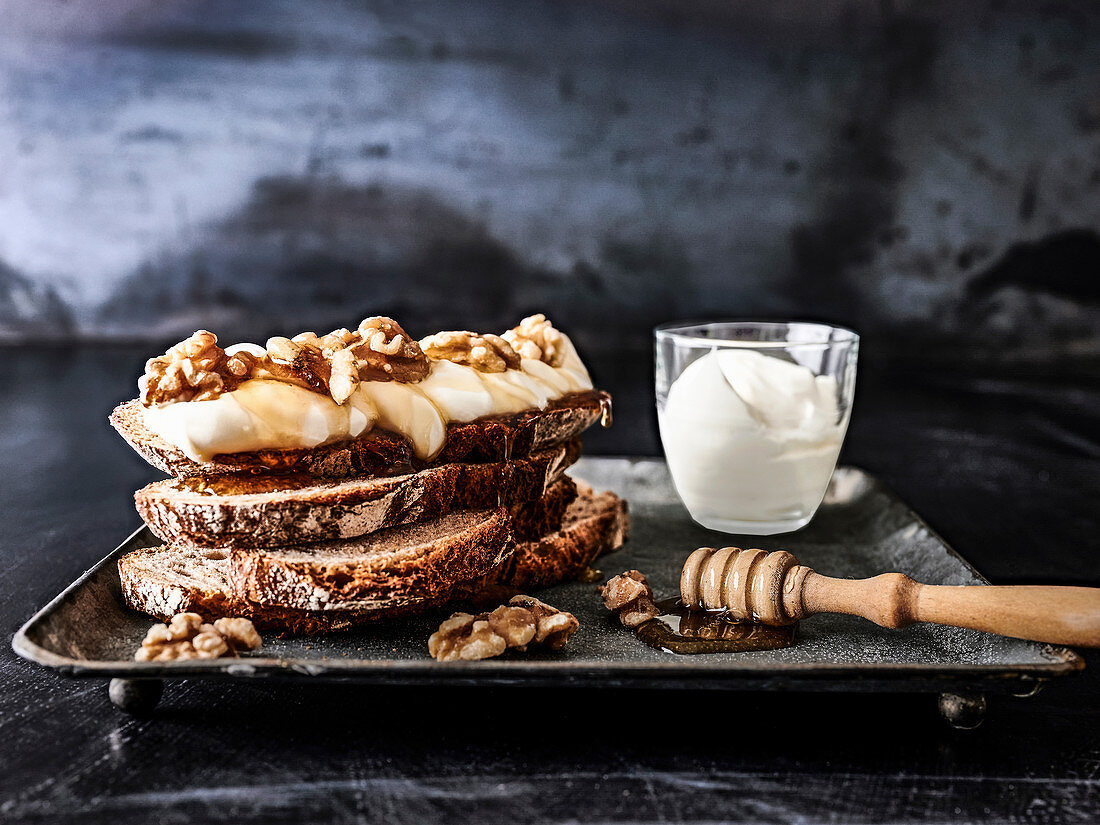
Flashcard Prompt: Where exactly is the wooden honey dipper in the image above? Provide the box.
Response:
[680,547,1100,647]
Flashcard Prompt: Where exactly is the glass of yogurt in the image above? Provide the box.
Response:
[655,321,858,535]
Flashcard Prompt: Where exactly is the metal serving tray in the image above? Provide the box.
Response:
[13,459,1083,724]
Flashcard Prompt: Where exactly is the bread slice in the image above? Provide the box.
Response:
[119,544,248,621]
[111,390,608,479]
[121,505,512,618]
[119,481,628,634]
[117,545,404,635]
[135,439,580,548]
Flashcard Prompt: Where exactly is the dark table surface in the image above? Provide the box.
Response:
[1,347,1097,825]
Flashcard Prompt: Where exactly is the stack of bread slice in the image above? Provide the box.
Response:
[111,319,627,635]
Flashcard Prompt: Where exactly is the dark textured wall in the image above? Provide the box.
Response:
[2,0,1100,372]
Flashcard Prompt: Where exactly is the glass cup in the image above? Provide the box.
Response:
[655,321,858,535]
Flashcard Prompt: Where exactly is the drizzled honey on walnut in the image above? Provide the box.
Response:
[420,330,521,373]
[139,317,429,407]
[318,317,430,403]
[502,313,567,367]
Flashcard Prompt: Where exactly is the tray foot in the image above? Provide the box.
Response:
[109,678,164,715]
[1010,680,1044,699]
[938,691,986,729]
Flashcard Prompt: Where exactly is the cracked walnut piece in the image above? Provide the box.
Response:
[420,330,521,373]
[428,595,580,661]
[135,612,262,662]
[600,570,660,628]
[502,313,566,367]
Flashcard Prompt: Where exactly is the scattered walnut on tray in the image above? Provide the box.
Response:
[600,570,660,627]
[428,595,580,662]
[134,612,262,662]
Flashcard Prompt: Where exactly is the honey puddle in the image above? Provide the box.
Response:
[635,598,796,654]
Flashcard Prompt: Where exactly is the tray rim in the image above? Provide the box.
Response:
[11,463,1086,690]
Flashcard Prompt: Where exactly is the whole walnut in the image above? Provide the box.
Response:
[502,314,567,367]
[263,334,332,394]
[350,317,430,383]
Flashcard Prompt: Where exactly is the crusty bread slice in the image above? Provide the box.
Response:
[237,507,515,612]
[118,544,249,621]
[121,506,512,619]
[117,545,409,635]
[119,481,628,635]
[225,476,577,611]
[135,439,580,548]
[118,478,576,625]
[111,390,608,479]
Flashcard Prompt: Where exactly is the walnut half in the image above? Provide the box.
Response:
[420,330,521,373]
[135,612,262,662]
[139,331,255,405]
[427,596,579,661]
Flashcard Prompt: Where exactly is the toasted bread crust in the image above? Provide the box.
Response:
[119,482,628,635]
[110,390,607,480]
[135,440,581,548]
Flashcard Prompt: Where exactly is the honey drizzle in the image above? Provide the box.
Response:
[598,392,613,428]
[496,429,515,508]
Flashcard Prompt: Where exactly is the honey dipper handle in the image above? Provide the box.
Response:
[799,573,1100,647]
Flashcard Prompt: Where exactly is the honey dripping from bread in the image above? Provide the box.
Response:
[496,430,515,508]
[635,598,796,654]
[598,393,613,428]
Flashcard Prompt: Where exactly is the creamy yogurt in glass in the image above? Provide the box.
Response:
[655,322,858,534]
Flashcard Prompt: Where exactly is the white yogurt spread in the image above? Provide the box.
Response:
[144,334,592,462]
[658,349,849,532]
